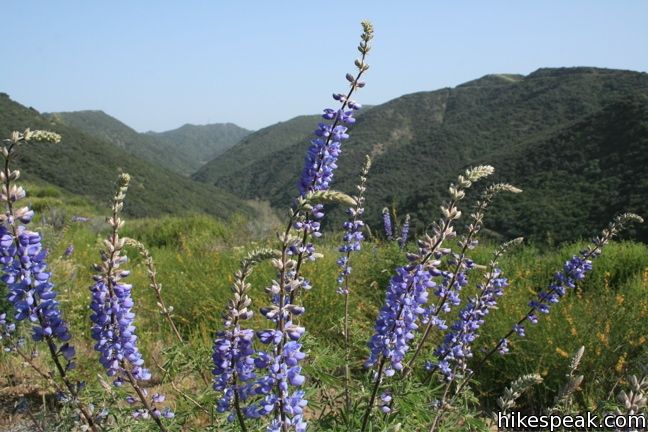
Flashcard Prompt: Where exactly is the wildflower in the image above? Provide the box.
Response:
[366,264,435,376]
[398,214,410,249]
[89,174,170,428]
[382,207,393,240]
[473,214,644,366]
[366,167,496,376]
[432,267,509,379]
[379,392,392,413]
[337,155,371,295]
[251,21,374,432]
[0,130,97,431]
[212,249,279,426]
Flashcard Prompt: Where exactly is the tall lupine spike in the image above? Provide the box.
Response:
[427,237,523,381]
[0,130,98,431]
[382,207,393,241]
[474,213,643,372]
[361,166,494,432]
[428,216,642,432]
[398,214,410,249]
[337,155,371,295]
[124,238,184,345]
[212,249,280,430]
[336,155,371,415]
[89,174,172,429]
[239,22,373,432]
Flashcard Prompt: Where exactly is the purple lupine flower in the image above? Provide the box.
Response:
[211,249,278,425]
[254,294,308,429]
[361,167,495,431]
[519,215,644,336]
[71,215,89,223]
[379,392,392,413]
[90,258,150,383]
[524,255,593,329]
[382,208,393,241]
[0,313,16,348]
[337,156,370,295]
[477,214,644,364]
[398,214,410,249]
[407,183,522,376]
[90,175,150,384]
[432,267,509,379]
[248,22,374,432]
[0,225,74,366]
[366,264,437,376]
[63,244,74,258]
[89,174,170,424]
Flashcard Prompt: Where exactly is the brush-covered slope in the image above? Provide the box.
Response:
[1,93,254,219]
[193,67,648,243]
[193,114,321,183]
[147,123,250,170]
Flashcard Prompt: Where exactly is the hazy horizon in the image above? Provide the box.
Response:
[3,1,647,132]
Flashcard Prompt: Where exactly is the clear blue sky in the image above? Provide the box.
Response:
[2,1,647,132]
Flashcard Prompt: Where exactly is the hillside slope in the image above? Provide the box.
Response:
[193,67,648,242]
[193,114,321,183]
[147,123,250,170]
[47,110,198,174]
[1,94,255,219]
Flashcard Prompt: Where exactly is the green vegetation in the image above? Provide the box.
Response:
[0,94,257,220]
[194,67,648,243]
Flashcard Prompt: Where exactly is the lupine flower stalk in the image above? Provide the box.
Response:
[398,214,410,249]
[496,373,543,416]
[124,238,183,345]
[126,238,212,389]
[552,346,585,414]
[336,154,371,415]
[430,237,523,381]
[407,183,522,376]
[89,174,171,429]
[382,208,393,241]
[361,166,494,431]
[212,249,280,431]
[476,213,644,368]
[217,22,373,432]
[0,130,97,431]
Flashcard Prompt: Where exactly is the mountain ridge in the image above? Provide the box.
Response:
[193,67,648,243]
[1,93,256,220]
[47,110,250,175]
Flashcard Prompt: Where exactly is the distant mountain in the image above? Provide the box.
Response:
[47,110,196,174]
[1,93,255,220]
[193,67,648,243]
[193,114,321,185]
[48,111,250,175]
[147,123,250,170]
